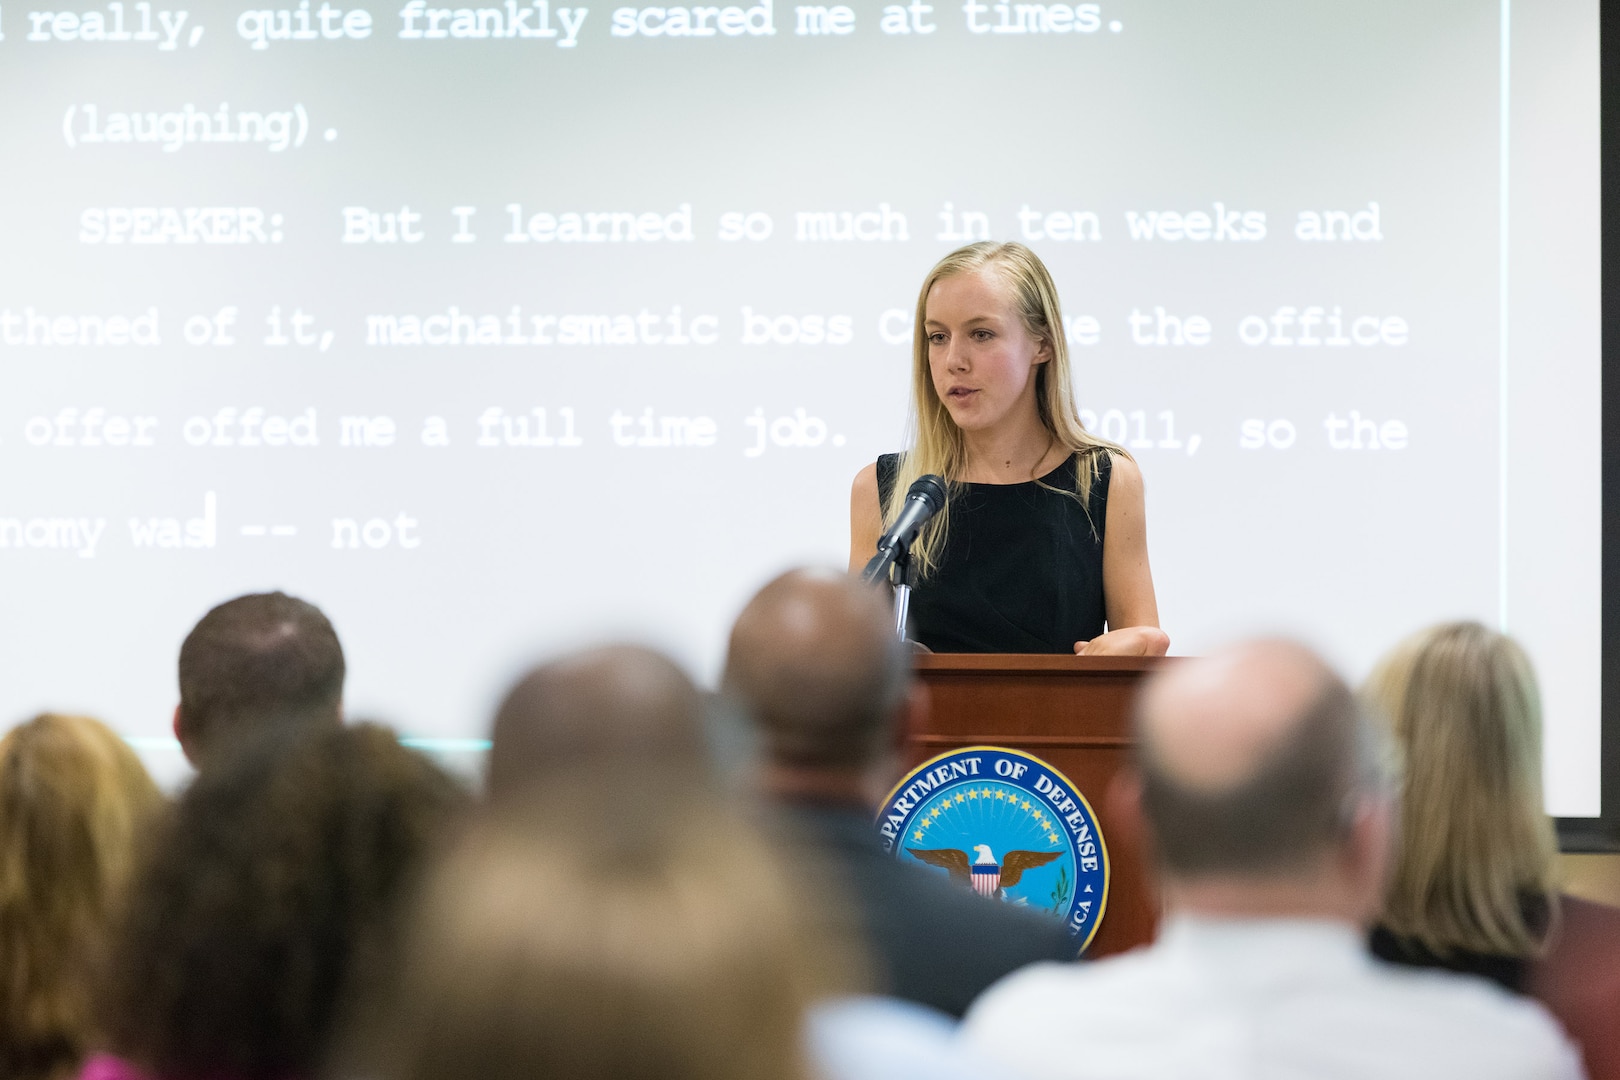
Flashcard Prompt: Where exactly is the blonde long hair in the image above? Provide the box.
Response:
[886,242,1127,577]
[1362,622,1559,957]
[345,773,854,1080]
[0,714,165,1080]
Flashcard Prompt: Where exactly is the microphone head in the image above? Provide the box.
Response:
[908,474,947,512]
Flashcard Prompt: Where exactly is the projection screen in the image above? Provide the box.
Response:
[0,0,1602,815]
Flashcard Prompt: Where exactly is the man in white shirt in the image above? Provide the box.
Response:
[961,640,1584,1080]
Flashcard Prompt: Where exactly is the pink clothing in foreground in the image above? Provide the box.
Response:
[80,1056,154,1080]
[79,1054,264,1080]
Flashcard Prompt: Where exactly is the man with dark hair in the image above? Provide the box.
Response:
[723,569,1076,1018]
[963,640,1582,1080]
[174,591,345,768]
[485,644,711,804]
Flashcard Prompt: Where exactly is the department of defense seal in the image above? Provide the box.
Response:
[877,746,1109,949]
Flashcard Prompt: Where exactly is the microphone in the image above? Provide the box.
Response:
[861,474,947,585]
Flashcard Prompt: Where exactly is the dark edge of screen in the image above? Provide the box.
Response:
[1557,1,1620,853]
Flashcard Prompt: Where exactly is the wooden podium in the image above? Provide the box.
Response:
[905,654,1167,957]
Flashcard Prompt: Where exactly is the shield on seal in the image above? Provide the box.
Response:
[971,858,1000,898]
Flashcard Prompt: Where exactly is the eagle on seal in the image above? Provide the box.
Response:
[907,844,1061,899]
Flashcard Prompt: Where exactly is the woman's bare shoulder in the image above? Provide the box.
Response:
[852,461,880,502]
[1104,450,1144,491]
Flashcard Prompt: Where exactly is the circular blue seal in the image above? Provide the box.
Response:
[877,746,1109,950]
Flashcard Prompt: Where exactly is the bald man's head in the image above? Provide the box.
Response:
[723,569,908,769]
[1135,640,1392,879]
[487,645,709,803]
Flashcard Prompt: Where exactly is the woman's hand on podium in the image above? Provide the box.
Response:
[1073,626,1171,657]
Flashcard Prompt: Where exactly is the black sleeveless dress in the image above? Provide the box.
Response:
[875,450,1111,653]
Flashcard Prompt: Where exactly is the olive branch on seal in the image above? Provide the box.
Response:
[1047,864,1072,915]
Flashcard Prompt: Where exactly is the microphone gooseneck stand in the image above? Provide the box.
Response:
[861,540,916,643]
[889,548,915,642]
[861,473,946,644]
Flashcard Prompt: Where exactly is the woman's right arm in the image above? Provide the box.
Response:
[848,463,883,573]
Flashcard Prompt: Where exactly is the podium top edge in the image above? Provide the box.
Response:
[911,654,1181,673]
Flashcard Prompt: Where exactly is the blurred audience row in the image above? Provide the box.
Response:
[2,575,1617,1080]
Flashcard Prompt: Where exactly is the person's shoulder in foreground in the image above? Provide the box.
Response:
[962,916,1584,1080]
[821,802,1078,1015]
[812,995,1029,1080]
[1534,894,1620,1080]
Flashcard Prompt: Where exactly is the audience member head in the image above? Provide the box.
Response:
[175,591,345,768]
[1363,621,1558,957]
[343,773,839,1080]
[487,645,709,803]
[101,723,466,1080]
[1129,640,1398,922]
[0,714,164,1080]
[722,569,913,798]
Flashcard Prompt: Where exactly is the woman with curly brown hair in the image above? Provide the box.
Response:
[0,713,165,1080]
[86,722,467,1080]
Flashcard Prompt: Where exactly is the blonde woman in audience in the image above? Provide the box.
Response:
[1366,621,1620,1080]
[0,714,165,1080]
[339,770,993,1080]
[344,774,824,1080]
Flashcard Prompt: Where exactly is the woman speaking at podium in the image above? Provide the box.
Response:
[849,242,1169,656]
